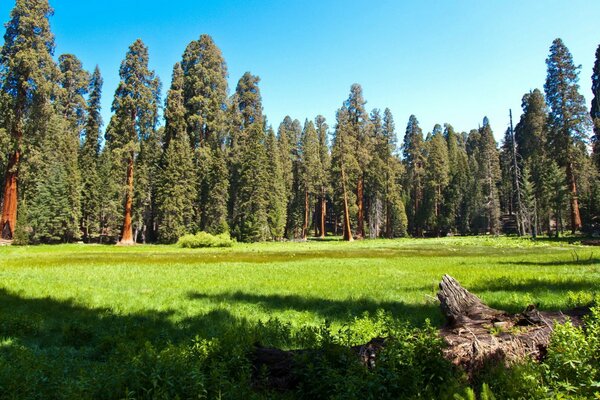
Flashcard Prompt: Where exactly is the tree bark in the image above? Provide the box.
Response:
[320,194,326,239]
[119,151,135,245]
[1,150,19,240]
[250,275,589,390]
[356,176,364,239]
[566,161,582,233]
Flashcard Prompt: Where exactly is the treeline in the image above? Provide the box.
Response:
[0,1,599,244]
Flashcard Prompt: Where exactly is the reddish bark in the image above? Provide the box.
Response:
[320,194,326,239]
[119,152,135,245]
[1,150,19,240]
[356,176,364,239]
[566,162,582,233]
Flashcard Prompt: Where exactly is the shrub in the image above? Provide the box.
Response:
[177,231,234,248]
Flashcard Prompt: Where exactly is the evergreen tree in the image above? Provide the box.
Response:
[0,0,57,240]
[230,73,269,242]
[181,35,229,232]
[79,66,103,241]
[315,115,330,238]
[57,54,89,131]
[299,119,321,239]
[423,124,449,235]
[157,63,195,243]
[365,109,386,238]
[544,38,590,233]
[402,115,426,236]
[265,126,286,240]
[105,39,160,244]
[28,114,80,242]
[592,44,600,172]
[277,116,302,238]
[441,124,469,234]
[477,118,501,234]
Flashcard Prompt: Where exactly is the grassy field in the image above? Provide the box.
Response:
[0,237,599,398]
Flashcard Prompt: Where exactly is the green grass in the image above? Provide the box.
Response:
[0,237,599,398]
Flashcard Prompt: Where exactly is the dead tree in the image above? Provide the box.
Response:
[251,275,589,390]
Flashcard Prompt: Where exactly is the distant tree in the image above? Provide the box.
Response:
[315,115,331,238]
[265,126,286,240]
[592,44,600,172]
[402,115,426,236]
[544,38,590,233]
[423,124,449,235]
[105,39,160,245]
[478,118,501,234]
[79,67,103,242]
[157,63,195,243]
[0,0,57,240]
[299,119,321,239]
[441,124,469,234]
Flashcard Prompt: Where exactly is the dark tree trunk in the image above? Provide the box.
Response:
[1,150,19,240]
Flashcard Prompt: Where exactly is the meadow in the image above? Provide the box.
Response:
[0,237,599,399]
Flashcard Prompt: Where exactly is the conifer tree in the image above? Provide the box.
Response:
[265,126,286,239]
[402,115,426,236]
[230,73,270,242]
[57,54,89,131]
[544,38,590,233]
[315,115,330,238]
[157,63,195,243]
[299,119,320,239]
[441,124,469,234]
[423,124,449,235]
[591,44,600,172]
[181,35,229,232]
[105,39,160,245]
[79,67,103,241]
[476,118,501,234]
[0,0,57,240]
[277,116,302,238]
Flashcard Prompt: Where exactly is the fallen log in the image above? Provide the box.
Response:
[251,274,589,390]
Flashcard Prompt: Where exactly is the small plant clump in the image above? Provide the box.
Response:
[177,231,235,248]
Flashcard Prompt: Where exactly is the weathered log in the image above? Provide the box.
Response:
[250,275,589,389]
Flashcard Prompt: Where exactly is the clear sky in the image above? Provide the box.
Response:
[1,0,599,141]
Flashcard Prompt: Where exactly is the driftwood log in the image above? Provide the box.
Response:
[251,274,589,390]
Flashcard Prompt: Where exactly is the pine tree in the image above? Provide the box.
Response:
[544,38,590,233]
[181,35,229,232]
[423,124,449,235]
[265,126,286,240]
[57,54,89,131]
[441,124,469,234]
[230,73,269,242]
[1,0,57,240]
[402,115,426,236]
[591,44,600,172]
[277,116,303,238]
[477,118,501,234]
[365,109,386,238]
[105,39,160,245]
[157,63,195,243]
[315,115,330,238]
[28,114,80,242]
[299,119,321,239]
[331,106,359,241]
[79,67,103,241]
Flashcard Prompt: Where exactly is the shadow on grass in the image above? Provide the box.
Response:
[499,257,600,267]
[470,278,599,294]
[187,291,442,326]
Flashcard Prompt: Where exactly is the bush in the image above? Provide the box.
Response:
[177,231,234,248]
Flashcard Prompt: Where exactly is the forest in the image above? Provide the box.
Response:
[0,1,599,245]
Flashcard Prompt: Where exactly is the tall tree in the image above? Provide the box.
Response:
[299,119,321,239]
[477,118,501,234]
[402,115,426,236]
[79,66,103,241]
[423,124,449,235]
[544,38,590,233]
[181,35,229,232]
[157,63,195,243]
[315,115,330,238]
[105,39,160,245]
[591,44,600,172]
[0,0,57,240]
[57,54,89,131]
[265,125,286,240]
[441,124,469,234]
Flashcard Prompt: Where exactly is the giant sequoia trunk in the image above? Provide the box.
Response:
[119,152,135,245]
[251,275,588,390]
[566,161,582,233]
[1,151,19,240]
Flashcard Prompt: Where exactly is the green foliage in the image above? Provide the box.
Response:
[177,231,234,248]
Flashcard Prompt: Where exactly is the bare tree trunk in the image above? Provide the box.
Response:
[1,151,19,240]
[566,161,582,233]
[320,192,326,239]
[341,166,353,242]
[119,152,135,245]
[356,176,364,239]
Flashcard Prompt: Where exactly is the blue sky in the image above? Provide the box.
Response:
[1,1,599,141]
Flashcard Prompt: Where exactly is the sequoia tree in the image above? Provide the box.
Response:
[0,0,57,240]
[544,38,590,233]
[105,39,160,245]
